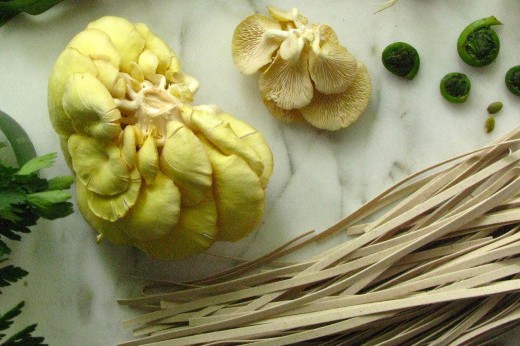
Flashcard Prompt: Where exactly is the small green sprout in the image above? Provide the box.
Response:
[440,72,471,103]
[505,65,520,96]
[457,16,502,67]
[381,42,420,80]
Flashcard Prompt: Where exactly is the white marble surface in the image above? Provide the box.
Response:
[1,0,520,344]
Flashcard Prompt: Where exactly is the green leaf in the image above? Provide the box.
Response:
[0,0,64,14]
[0,301,24,332]
[26,190,73,220]
[0,227,23,242]
[35,202,73,220]
[1,322,45,345]
[0,265,28,292]
[0,7,18,26]
[0,302,45,344]
[0,193,26,223]
[0,241,10,257]
[46,175,73,191]
[0,0,64,27]
[15,153,56,176]
[26,190,71,205]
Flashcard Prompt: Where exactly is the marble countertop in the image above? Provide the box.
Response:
[1,0,520,344]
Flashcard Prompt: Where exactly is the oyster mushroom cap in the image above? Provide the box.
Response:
[201,137,265,242]
[232,14,283,75]
[135,198,218,260]
[309,42,358,95]
[87,16,146,73]
[67,28,121,68]
[184,107,264,177]
[137,135,159,185]
[312,24,339,44]
[137,49,160,80]
[75,180,133,245]
[120,171,181,241]
[135,23,179,75]
[159,121,213,206]
[62,73,121,141]
[259,50,314,110]
[48,48,98,136]
[300,62,372,131]
[267,6,308,25]
[86,168,142,222]
[92,59,126,98]
[262,97,305,123]
[67,134,130,196]
[217,112,274,189]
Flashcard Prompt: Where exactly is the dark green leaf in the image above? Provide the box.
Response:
[0,0,64,27]
[15,153,56,176]
[0,193,25,223]
[26,190,73,219]
[0,0,64,15]
[0,302,24,332]
[0,265,28,291]
[0,241,10,257]
[11,174,48,194]
[0,7,18,26]
[35,202,73,220]
[0,228,22,242]
[1,323,45,345]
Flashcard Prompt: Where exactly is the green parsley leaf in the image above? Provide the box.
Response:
[15,153,56,176]
[26,190,73,220]
[0,193,26,223]
[46,175,74,191]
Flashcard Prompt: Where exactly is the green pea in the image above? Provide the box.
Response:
[487,102,503,114]
[485,117,495,133]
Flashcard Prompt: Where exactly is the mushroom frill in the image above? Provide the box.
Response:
[47,16,273,260]
[232,6,372,131]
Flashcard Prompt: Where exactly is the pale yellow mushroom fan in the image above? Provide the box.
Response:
[232,6,372,131]
[48,16,273,260]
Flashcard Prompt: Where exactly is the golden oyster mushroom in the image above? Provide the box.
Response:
[48,16,274,259]
[232,6,372,131]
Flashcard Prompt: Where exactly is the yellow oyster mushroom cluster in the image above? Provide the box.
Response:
[47,16,273,260]
[232,7,372,131]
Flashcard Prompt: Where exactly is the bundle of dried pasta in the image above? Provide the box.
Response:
[118,126,520,345]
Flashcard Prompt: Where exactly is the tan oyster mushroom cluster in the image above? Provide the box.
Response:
[47,16,273,260]
[232,7,372,131]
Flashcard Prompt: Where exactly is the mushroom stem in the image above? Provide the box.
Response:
[264,29,289,40]
[115,75,184,147]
